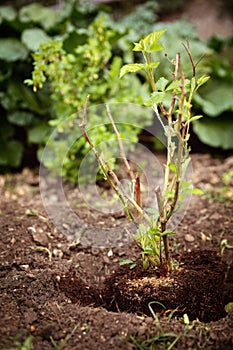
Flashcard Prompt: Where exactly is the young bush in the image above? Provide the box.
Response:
[80,29,209,275]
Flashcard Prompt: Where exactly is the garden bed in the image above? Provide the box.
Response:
[0,153,232,349]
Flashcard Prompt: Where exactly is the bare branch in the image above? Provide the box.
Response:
[182,39,196,77]
[106,104,136,182]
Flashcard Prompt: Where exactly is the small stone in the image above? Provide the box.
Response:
[107,249,113,257]
[103,256,110,264]
[137,324,147,336]
[185,234,195,242]
[20,264,30,270]
[53,248,63,258]
[210,213,222,220]
[31,231,48,246]
[28,226,36,233]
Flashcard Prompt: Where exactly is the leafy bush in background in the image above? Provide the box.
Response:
[0,0,155,174]
[142,20,233,150]
[0,0,232,175]
[0,0,103,169]
[26,14,150,183]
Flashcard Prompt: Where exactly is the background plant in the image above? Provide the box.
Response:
[80,29,209,275]
[0,0,101,169]
[1,0,232,173]
[26,13,151,182]
[148,20,233,150]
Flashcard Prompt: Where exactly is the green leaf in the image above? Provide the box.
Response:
[197,75,210,88]
[145,62,160,70]
[225,302,233,314]
[156,77,169,91]
[120,63,145,78]
[150,91,166,104]
[119,259,134,266]
[161,230,176,236]
[0,66,12,82]
[0,140,23,167]
[0,121,14,141]
[193,117,233,150]
[194,80,233,117]
[19,3,56,30]
[7,111,34,126]
[0,5,17,22]
[168,163,177,174]
[190,77,196,93]
[189,115,203,123]
[28,124,50,143]
[143,248,156,255]
[21,28,49,52]
[166,80,181,91]
[188,188,203,195]
[0,38,28,62]
[133,41,144,52]
[135,29,166,53]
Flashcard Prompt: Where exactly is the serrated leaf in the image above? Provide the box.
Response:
[21,28,49,52]
[120,63,145,78]
[142,29,166,52]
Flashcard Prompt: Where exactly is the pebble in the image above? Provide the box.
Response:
[184,234,195,242]
[103,256,110,264]
[31,231,49,246]
[210,213,222,220]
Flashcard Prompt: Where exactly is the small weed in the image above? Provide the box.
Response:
[30,246,52,261]
[204,168,233,203]
[6,332,33,350]
[50,324,79,350]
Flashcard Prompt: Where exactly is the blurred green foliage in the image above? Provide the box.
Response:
[0,0,233,175]
[26,14,150,183]
[140,20,233,150]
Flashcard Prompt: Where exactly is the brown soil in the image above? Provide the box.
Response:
[0,153,233,350]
